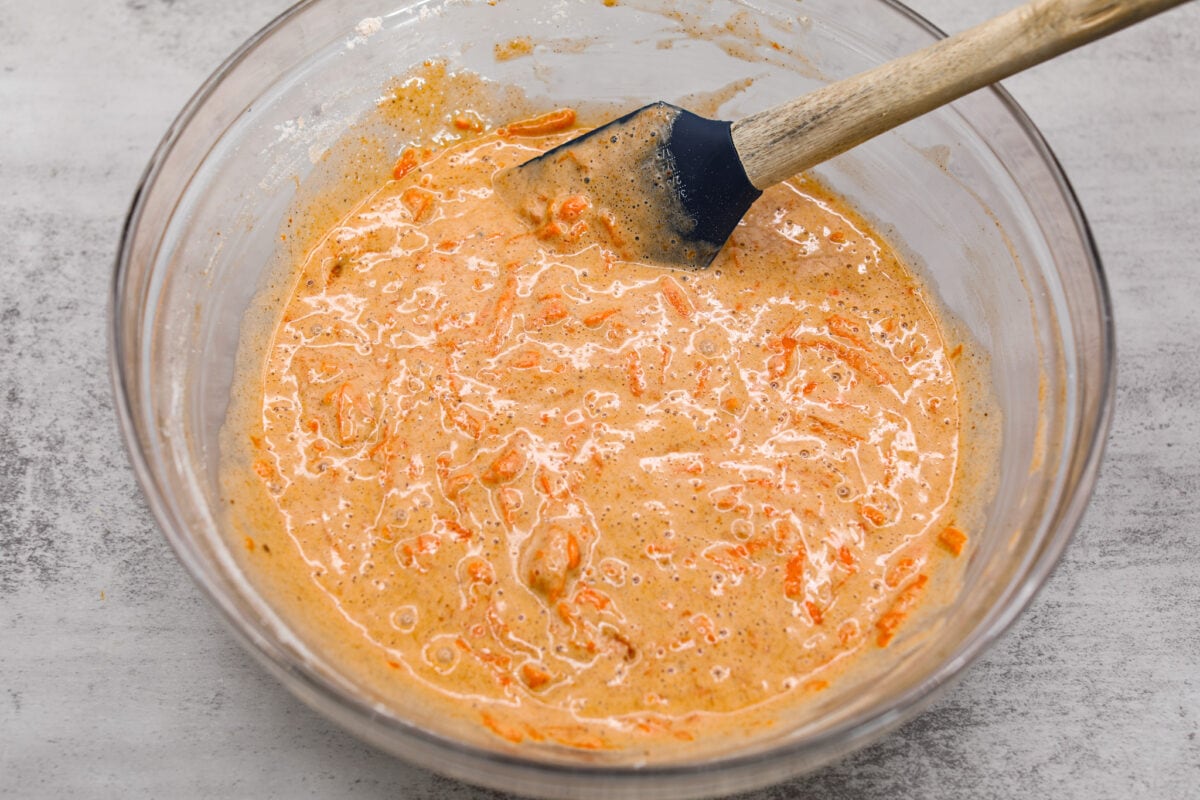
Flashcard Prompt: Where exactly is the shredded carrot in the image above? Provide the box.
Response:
[826,314,867,346]
[511,350,541,369]
[499,108,576,137]
[767,336,798,380]
[556,194,590,222]
[497,488,522,524]
[391,147,419,181]
[805,415,864,446]
[526,525,581,601]
[563,220,589,242]
[330,382,362,444]
[545,728,610,750]
[466,559,494,584]
[885,556,918,589]
[858,504,888,527]
[802,338,890,385]
[659,276,694,319]
[566,531,582,570]
[713,488,742,512]
[575,585,610,611]
[442,518,473,542]
[481,445,526,485]
[487,276,518,347]
[784,550,807,600]
[521,663,552,690]
[534,219,563,240]
[481,712,525,744]
[530,297,569,328]
[446,403,483,439]
[401,187,436,223]
[598,209,625,248]
[695,363,712,395]
[452,111,484,132]
[876,574,929,647]
[626,351,646,397]
[938,525,968,556]
[442,474,472,502]
[583,308,620,328]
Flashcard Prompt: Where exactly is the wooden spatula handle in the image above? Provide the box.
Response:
[731,0,1190,189]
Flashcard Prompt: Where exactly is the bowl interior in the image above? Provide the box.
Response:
[112,0,1111,796]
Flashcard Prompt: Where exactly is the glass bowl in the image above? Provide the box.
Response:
[110,0,1114,797]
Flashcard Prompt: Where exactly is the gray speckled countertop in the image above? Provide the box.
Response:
[3,1,1198,797]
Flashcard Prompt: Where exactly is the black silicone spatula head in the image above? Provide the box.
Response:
[494,102,761,270]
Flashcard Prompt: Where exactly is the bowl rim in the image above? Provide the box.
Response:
[109,0,1116,785]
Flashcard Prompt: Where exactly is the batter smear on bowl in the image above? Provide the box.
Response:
[225,106,970,751]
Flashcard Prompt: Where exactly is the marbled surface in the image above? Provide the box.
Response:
[2,1,1198,797]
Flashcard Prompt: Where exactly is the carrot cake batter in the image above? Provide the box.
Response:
[223,102,969,753]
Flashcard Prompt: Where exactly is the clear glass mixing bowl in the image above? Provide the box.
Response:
[110,1,1114,797]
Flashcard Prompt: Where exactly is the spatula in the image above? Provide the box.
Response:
[495,0,1190,269]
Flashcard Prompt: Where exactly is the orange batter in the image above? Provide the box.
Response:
[224,106,968,752]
